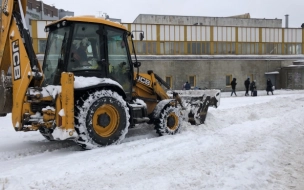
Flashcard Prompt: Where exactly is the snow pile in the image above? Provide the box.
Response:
[74,76,123,89]
[0,90,304,189]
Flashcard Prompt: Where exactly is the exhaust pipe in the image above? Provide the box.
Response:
[285,14,289,28]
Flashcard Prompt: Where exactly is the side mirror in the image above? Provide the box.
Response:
[134,61,141,68]
[139,33,144,41]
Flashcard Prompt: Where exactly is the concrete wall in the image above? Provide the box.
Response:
[133,14,282,28]
[35,53,304,90]
[280,65,304,89]
[135,55,304,91]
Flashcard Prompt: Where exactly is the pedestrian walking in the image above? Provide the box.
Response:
[266,78,274,95]
[250,80,257,96]
[244,77,250,96]
[231,78,237,96]
[183,81,191,90]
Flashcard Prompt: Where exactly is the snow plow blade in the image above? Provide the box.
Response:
[167,89,221,125]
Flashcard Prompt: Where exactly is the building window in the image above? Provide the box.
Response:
[29,19,32,26]
[135,41,146,55]
[147,42,156,55]
[189,76,196,88]
[51,11,53,17]
[226,75,232,86]
[160,42,164,54]
[165,76,172,88]
[164,42,174,55]
[28,2,32,10]
[38,39,47,54]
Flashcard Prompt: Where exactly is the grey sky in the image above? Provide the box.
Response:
[42,0,303,27]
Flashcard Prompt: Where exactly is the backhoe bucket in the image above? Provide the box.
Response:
[0,70,12,116]
[167,89,221,125]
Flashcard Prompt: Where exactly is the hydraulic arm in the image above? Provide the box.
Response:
[0,0,42,127]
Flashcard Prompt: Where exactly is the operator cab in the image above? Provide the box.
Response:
[42,18,133,93]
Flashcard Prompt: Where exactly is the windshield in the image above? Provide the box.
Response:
[67,23,102,72]
[43,27,70,85]
[42,22,132,93]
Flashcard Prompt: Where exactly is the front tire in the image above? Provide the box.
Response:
[75,90,130,149]
[154,105,182,136]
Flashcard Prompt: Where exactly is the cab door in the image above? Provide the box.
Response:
[106,26,132,99]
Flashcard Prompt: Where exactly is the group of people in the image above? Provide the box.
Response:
[231,77,274,96]
[243,78,257,96]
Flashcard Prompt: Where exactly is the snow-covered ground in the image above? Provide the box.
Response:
[1,89,304,190]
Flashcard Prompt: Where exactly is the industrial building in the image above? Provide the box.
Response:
[19,8,304,91]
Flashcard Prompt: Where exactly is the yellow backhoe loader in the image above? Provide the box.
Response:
[0,0,220,149]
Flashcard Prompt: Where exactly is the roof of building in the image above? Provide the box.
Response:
[227,13,251,19]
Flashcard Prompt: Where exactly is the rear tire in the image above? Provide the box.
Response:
[154,105,182,136]
[75,90,130,149]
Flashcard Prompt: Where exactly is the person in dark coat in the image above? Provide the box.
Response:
[183,81,191,90]
[250,80,256,96]
[72,37,90,68]
[244,77,250,96]
[230,78,237,96]
[266,78,274,95]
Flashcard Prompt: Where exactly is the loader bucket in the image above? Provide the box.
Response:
[167,89,221,125]
[0,71,12,116]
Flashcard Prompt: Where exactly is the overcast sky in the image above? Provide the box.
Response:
[42,0,303,28]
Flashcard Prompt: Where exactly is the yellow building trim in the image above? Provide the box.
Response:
[127,23,131,32]
[235,27,238,55]
[31,20,38,54]
[259,28,262,55]
[210,26,214,55]
[184,26,187,54]
[156,25,160,54]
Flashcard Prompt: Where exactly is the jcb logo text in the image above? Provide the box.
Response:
[137,76,151,86]
[12,40,21,80]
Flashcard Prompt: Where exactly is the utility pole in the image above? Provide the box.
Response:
[97,11,103,17]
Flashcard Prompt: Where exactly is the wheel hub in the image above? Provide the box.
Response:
[97,113,110,128]
[92,104,120,138]
[167,115,176,128]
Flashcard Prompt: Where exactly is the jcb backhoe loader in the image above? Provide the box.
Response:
[0,0,220,149]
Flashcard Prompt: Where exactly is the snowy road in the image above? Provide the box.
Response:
[0,90,304,190]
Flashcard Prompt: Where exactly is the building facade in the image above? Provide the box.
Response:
[24,0,74,52]
[26,0,59,35]
[30,15,304,92]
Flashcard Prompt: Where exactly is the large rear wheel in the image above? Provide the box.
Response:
[75,90,130,149]
[154,105,182,136]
